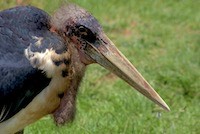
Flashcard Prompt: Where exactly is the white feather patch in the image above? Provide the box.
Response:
[24,46,70,78]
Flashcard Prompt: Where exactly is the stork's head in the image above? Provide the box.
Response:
[52,4,170,111]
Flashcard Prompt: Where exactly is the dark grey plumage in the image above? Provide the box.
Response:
[0,6,66,122]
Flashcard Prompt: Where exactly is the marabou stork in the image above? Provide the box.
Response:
[0,4,170,134]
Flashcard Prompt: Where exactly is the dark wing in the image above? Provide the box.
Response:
[0,6,66,122]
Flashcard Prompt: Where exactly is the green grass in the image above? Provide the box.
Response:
[1,0,199,133]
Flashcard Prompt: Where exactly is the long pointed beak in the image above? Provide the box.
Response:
[85,34,170,111]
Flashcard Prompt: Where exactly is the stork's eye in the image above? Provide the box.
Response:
[78,25,96,43]
[78,26,86,33]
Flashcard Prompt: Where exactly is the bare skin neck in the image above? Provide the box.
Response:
[53,42,86,125]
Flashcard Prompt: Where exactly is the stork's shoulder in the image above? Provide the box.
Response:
[0,5,51,30]
[0,6,51,55]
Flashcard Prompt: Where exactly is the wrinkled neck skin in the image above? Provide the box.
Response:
[53,41,86,125]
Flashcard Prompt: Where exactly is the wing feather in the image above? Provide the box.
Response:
[0,6,66,122]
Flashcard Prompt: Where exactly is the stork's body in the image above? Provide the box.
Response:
[0,6,79,133]
[0,5,169,134]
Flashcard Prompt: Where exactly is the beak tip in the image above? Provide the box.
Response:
[151,91,170,112]
[164,104,170,112]
[162,104,170,112]
[157,97,170,112]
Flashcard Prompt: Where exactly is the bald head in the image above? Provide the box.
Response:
[51,4,102,34]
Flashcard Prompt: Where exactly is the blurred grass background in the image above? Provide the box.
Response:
[0,0,199,133]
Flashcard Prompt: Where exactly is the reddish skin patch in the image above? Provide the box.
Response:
[50,27,57,33]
